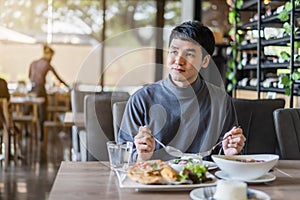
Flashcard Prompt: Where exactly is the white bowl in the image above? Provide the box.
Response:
[212,154,279,181]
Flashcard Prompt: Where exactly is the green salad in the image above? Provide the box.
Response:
[177,162,210,184]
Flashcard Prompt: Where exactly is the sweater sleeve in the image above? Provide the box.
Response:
[117,94,145,162]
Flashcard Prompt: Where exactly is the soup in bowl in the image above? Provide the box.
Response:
[212,154,279,180]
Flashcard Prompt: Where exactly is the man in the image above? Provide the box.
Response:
[118,21,246,162]
[28,45,68,139]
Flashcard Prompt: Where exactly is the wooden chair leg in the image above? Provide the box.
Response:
[0,135,2,154]
[34,122,38,145]
[13,133,18,165]
[53,127,57,144]
[43,126,48,157]
[3,127,9,171]
[29,123,34,152]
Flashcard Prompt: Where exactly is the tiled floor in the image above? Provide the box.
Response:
[0,130,72,200]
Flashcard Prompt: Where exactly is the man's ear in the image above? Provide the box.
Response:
[201,55,211,69]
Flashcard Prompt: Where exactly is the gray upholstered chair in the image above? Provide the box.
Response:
[232,98,285,154]
[273,108,300,160]
[79,91,130,161]
[112,101,128,142]
[70,88,101,160]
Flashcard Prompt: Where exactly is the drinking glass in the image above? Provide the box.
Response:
[106,141,133,169]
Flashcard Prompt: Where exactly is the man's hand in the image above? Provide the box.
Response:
[222,126,246,155]
[134,125,155,162]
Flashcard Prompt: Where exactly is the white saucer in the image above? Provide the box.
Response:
[190,187,270,200]
[215,170,276,183]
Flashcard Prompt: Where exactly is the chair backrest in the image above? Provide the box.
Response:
[71,89,99,113]
[112,101,128,142]
[273,108,300,160]
[84,91,130,161]
[232,98,285,154]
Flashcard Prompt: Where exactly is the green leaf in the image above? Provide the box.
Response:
[236,34,242,44]
[231,45,237,51]
[226,0,234,7]
[280,51,290,60]
[292,72,300,80]
[236,0,244,9]
[285,88,291,95]
[277,10,289,22]
[228,28,235,36]
[227,72,235,80]
[237,62,243,70]
[281,75,292,86]
[232,78,237,85]
[283,22,291,34]
[228,10,236,24]
[228,59,235,69]
[294,42,300,49]
[285,2,293,12]
[227,83,233,92]
[297,56,300,62]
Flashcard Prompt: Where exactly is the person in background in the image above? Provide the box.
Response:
[118,21,246,162]
[0,78,10,130]
[28,45,69,139]
[0,78,10,100]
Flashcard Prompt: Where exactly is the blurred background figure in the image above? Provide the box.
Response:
[0,78,10,100]
[28,44,69,140]
[0,78,10,130]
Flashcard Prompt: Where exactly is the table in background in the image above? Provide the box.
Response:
[48,160,300,200]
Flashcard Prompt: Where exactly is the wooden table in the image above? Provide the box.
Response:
[63,112,84,127]
[48,160,300,200]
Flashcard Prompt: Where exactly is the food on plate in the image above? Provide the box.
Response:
[223,157,265,163]
[160,165,178,182]
[127,160,211,185]
[172,158,195,165]
[213,180,247,200]
[169,157,206,171]
[127,160,177,184]
[177,162,210,184]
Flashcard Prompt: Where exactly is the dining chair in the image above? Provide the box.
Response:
[43,92,71,155]
[112,101,128,142]
[0,98,19,170]
[79,91,130,161]
[70,88,102,161]
[47,92,71,121]
[273,108,300,160]
[232,98,285,154]
[11,97,40,151]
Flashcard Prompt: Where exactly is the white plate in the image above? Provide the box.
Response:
[190,187,270,200]
[115,169,217,191]
[215,170,276,183]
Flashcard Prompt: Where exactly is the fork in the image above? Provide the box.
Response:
[198,134,232,158]
[148,133,184,157]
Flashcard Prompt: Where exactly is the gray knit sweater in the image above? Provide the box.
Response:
[118,75,237,161]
